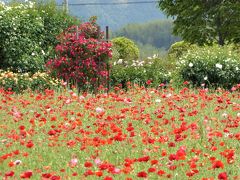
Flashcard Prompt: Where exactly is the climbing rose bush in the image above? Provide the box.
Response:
[47,19,112,91]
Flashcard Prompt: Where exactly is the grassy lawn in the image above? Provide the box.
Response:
[0,86,239,179]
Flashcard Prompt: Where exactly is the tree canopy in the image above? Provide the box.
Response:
[113,20,180,49]
[158,0,240,46]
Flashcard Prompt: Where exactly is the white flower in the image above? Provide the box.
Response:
[153,54,158,59]
[216,63,223,69]
[96,107,104,113]
[131,62,136,67]
[237,112,240,117]
[236,67,239,71]
[72,93,77,98]
[65,99,71,104]
[204,76,208,80]
[31,52,35,56]
[155,99,161,103]
[41,50,45,55]
[222,112,228,118]
[166,93,172,98]
[117,59,123,64]
[189,62,193,67]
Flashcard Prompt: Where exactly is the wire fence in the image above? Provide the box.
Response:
[57,0,158,6]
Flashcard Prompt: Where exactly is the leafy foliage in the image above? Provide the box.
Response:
[168,41,197,60]
[111,37,139,62]
[158,0,240,46]
[175,46,240,88]
[0,1,78,73]
[47,19,112,92]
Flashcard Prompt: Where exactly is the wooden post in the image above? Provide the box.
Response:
[106,26,110,93]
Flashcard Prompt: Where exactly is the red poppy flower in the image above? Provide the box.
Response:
[26,141,34,148]
[84,161,93,168]
[5,171,14,177]
[138,156,150,162]
[218,172,228,180]
[95,171,103,177]
[42,173,52,178]
[137,171,147,178]
[157,170,165,176]
[148,167,156,173]
[212,160,224,169]
[104,176,113,180]
[20,170,33,178]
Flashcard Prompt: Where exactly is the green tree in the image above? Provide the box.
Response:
[114,20,180,50]
[158,0,240,46]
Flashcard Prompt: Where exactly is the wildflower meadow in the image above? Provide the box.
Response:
[0,85,239,179]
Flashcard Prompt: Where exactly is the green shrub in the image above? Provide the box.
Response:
[168,41,197,60]
[175,46,240,88]
[0,1,78,73]
[0,70,61,93]
[111,37,140,63]
[110,57,172,88]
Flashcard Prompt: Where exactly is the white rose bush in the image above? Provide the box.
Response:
[175,46,240,89]
[0,1,78,74]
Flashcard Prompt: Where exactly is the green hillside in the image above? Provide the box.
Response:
[57,0,166,30]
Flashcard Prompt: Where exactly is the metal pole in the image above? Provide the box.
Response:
[106,26,109,42]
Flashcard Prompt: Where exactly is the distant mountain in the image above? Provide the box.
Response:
[56,0,167,30]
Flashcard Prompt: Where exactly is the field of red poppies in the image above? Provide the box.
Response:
[0,86,239,179]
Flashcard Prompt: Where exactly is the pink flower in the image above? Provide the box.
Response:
[96,107,104,113]
[94,158,101,165]
[14,160,22,165]
[69,158,78,167]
